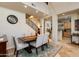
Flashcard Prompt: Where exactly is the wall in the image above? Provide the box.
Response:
[48,3,59,43]
[71,13,79,34]
[0,7,35,49]
[52,12,58,43]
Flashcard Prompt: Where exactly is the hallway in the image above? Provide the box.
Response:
[56,37,79,57]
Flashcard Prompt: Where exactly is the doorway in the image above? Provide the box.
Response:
[58,16,71,41]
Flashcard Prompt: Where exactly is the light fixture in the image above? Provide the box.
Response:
[62,14,65,15]
[29,16,34,19]
[24,5,27,8]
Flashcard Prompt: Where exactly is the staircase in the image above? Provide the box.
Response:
[26,18,39,32]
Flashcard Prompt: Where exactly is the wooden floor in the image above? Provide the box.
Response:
[56,37,79,57]
[7,37,79,57]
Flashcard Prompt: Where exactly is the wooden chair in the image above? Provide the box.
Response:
[13,37,28,57]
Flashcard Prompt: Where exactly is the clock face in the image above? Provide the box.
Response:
[7,15,18,24]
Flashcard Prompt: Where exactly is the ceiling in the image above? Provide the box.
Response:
[47,2,79,18]
[0,2,46,19]
[58,9,79,17]
[48,2,79,20]
[51,2,79,15]
[1,2,79,20]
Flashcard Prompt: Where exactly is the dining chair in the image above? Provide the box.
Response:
[13,36,29,57]
[42,34,49,48]
[30,34,44,55]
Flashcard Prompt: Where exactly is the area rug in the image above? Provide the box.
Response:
[16,43,62,57]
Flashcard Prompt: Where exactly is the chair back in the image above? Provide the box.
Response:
[43,34,49,44]
[13,37,20,49]
[13,36,29,51]
[13,37,23,50]
[12,36,17,55]
[36,34,44,47]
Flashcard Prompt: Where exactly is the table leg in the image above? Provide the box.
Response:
[24,42,32,53]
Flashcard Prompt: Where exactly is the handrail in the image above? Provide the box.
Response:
[26,19,38,32]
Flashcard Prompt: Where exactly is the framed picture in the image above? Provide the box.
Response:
[7,15,18,24]
[44,16,52,38]
[75,19,79,31]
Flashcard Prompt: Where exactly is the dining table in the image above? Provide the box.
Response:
[18,35,37,53]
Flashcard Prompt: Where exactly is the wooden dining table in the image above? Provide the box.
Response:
[18,35,37,53]
[19,35,37,42]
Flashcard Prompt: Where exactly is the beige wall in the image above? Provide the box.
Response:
[0,7,35,49]
[48,3,59,43]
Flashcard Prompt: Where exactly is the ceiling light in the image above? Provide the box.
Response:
[24,5,27,8]
[30,16,34,19]
[62,14,65,15]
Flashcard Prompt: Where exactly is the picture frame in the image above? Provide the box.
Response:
[7,15,18,24]
[75,19,79,31]
[44,16,52,38]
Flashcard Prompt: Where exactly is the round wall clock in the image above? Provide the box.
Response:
[7,15,18,24]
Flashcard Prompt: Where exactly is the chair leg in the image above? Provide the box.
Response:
[14,48,19,57]
[36,48,38,55]
[14,48,16,55]
[16,50,19,57]
[46,43,48,48]
[41,45,44,51]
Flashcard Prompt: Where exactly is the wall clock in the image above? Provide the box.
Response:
[7,15,18,24]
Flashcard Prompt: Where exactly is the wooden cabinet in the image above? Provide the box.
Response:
[0,42,7,57]
[63,30,71,37]
[64,22,71,29]
[63,21,71,38]
[71,33,79,44]
[0,35,8,57]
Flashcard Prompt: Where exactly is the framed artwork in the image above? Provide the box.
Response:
[75,19,79,31]
[44,16,52,38]
[7,15,18,24]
